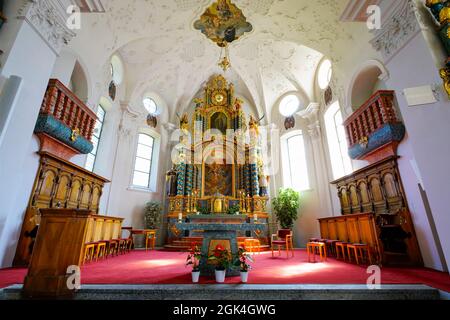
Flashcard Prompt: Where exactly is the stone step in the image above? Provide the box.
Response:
[1,284,441,300]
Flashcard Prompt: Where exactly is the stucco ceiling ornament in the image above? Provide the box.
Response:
[194,0,253,47]
[18,0,76,54]
[370,0,421,62]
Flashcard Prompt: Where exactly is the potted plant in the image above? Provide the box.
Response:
[272,188,301,230]
[144,201,161,229]
[208,244,231,283]
[234,245,254,283]
[227,204,240,215]
[186,245,202,283]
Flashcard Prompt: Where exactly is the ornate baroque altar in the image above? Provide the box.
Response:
[165,75,270,247]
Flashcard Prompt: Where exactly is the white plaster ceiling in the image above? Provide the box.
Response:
[69,0,366,122]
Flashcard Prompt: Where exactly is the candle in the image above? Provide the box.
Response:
[253,214,258,222]
[178,213,183,221]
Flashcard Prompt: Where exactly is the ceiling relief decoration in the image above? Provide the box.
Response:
[194,0,253,47]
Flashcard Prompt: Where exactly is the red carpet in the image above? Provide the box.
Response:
[1,249,449,292]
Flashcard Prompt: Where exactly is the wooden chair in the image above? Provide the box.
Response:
[271,230,294,258]
[94,242,107,261]
[325,239,340,257]
[120,227,134,253]
[105,239,119,257]
[244,238,261,259]
[306,242,327,262]
[145,230,157,251]
[335,242,349,261]
[83,243,96,264]
[347,243,373,265]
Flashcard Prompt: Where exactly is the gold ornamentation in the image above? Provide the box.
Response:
[218,56,231,71]
[170,224,182,237]
[70,128,80,142]
[440,6,450,24]
[359,136,369,149]
[440,67,450,99]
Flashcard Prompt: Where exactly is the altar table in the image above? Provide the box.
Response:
[176,215,266,276]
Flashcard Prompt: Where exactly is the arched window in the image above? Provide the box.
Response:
[324,101,352,179]
[281,131,310,191]
[132,133,155,189]
[318,59,332,90]
[85,105,106,172]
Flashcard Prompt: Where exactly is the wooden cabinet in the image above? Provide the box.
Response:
[23,209,123,298]
[13,152,109,266]
[328,156,422,266]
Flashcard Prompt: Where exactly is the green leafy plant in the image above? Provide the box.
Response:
[199,206,210,215]
[233,245,254,272]
[186,245,202,272]
[143,201,162,229]
[272,188,301,229]
[208,244,232,271]
[227,204,240,215]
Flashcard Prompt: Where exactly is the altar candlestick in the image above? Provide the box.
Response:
[178,213,183,222]
[253,214,258,222]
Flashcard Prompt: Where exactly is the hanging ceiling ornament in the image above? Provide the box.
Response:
[194,0,253,47]
[218,44,231,71]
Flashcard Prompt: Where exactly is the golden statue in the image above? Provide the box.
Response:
[177,113,189,131]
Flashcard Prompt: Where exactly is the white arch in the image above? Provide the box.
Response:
[345,59,389,113]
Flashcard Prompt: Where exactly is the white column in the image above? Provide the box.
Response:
[0,0,76,267]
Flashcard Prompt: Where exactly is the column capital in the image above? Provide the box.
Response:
[18,0,76,55]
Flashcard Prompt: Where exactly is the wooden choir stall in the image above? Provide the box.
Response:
[318,91,423,266]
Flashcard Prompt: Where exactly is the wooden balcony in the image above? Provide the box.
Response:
[34,79,97,160]
[343,90,405,163]
[40,79,97,141]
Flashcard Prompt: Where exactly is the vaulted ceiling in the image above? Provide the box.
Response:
[69,0,371,121]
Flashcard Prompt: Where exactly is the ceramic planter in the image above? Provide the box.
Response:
[215,269,226,283]
[240,271,249,283]
[191,271,200,283]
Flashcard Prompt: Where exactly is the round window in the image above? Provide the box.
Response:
[143,98,158,114]
[279,95,300,117]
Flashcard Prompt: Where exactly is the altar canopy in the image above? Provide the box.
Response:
[166,75,270,246]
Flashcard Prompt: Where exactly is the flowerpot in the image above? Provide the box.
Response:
[191,271,200,283]
[240,271,249,283]
[215,269,226,283]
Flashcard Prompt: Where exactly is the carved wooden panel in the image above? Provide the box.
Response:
[329,156,422,266]
[336,219,348,242]
[14,152,109,267]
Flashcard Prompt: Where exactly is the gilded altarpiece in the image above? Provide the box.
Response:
[165,75,269,246]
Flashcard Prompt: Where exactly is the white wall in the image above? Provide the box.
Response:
[383,32,450,271]
[0,11,59,267]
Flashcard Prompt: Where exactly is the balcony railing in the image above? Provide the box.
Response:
[40,79,97,141]
[343,90,400,148]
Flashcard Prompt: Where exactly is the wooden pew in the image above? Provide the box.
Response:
[318,212,382,264]
[23,209,123,298]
